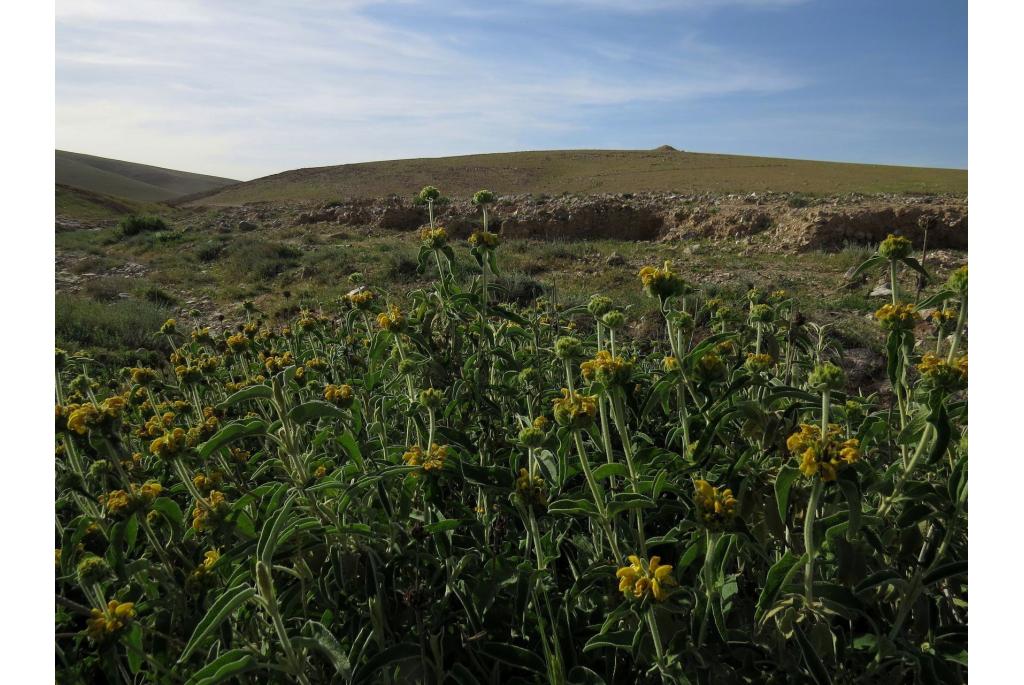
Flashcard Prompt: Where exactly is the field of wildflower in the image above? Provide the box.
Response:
[55,186,967,683]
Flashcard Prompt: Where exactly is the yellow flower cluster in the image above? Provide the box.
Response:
[262,351,295,374]
[85,600,136,642]
[129,367,157,386]
[65,395,127,435]
[468,230,500,250]
[552,388,598,429]
[745,353,775,374]
[917,353,967,391]
[874,304,920,331]
[345,288,376,310]
[377,304,405,332]
[420,226,449,249]
[580,350,632,386]
[879,233,912,260]
[226,333,250,354]
[616,555,676,601]
[402,443,448,472]
[324,383,354,408]
[193,471,223,495]
[192,491,229,532]
[638,261,686,300]
[694,479,738,529]
[150,427,188,460]
[786,424,861,481]
[515,468,547,509]
[140,412,176,438]
[100,481,163,516]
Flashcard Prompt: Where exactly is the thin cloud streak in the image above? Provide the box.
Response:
[57,1,807,179]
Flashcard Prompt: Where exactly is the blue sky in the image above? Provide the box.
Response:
[56,0,966,180]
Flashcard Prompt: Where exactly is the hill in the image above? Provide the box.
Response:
[56,150,238,202]
[187,148,967,206]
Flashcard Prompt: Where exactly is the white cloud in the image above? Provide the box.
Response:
[56,0,806,178]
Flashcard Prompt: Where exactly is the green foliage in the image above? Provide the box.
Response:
[55,294,171,358]
[118,214,169,236]
[55,188,967,684]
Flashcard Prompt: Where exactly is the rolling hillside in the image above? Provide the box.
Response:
[187,147,967,206]
[56,150,238,202]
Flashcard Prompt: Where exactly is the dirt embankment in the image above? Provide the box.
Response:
[203,191,967,252]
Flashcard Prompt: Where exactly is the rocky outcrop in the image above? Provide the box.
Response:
[203,191,966,253]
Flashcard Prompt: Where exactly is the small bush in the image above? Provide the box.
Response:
[386,252,420,282]
[119,214,168,236]
[56,294,171,354]
[82,276,129,302]
[196,240,228,263]
[225,240,302,282]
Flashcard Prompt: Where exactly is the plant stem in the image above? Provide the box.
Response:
[804,478,824,605]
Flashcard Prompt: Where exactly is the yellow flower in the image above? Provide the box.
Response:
[552,388,598,429]
[580,350,632,386]
[344,287,376,310]
[693,480,738,529]
[226,333,250,353]
[662,355,680,373]
[420,226,449,249]
[638,261,687,300]
[423,443,448,471]
[66,404,99,435]
[917,352,967,392]
[616,555,676,601]
[192,490,229,532]
[150,427,188,460]
[377,304,405,332]
[85,600,136,642]
[403,444,447,472]
[787,423,861,481]
[874,304,920,331]
[403,445,423,467]
[324,383,354,408]
[468,230,500,250]
[515,468,547,509]
[744,353,775,374]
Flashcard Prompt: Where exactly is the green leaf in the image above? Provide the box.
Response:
[900,256,931,282]
[479,642,546,674]
[288,400,346,424]
[124,623,144,673]
[849,254,885,281]
[352,642,420,684]
[547,498,598,517]
[794,624,833,685]
[583,630,635,654]
[199,420,267,459]
[923,560,967,586]
[607,493,656,517]
[425,519,462,534]
[178,586,257,663]
[592,462,629,481]
[837,476,862,539]
[218,385,272,408]
[256,491,296,567]
[184,649,256,685]
[774,466,802,524]
[756,552,804,621]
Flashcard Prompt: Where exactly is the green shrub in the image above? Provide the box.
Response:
[225,241,302,282]
[55,294,171,355]
[118,214,168,236]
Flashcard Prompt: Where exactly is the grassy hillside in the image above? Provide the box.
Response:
[56,150,238,202]
[190,148,967,206]
[55,184,160,221]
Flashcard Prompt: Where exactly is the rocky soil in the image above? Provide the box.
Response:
[180,191,966,252]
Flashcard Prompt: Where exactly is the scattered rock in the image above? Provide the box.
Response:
[606,252,626,266]
[238,220,258,232]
